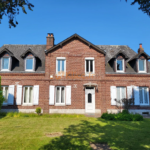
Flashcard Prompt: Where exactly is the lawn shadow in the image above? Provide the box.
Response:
[39,118,150,150]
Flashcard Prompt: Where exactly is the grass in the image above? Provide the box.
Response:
[0,113,150,150]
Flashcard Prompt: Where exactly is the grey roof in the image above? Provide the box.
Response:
[0,45,46,72]
[96,45,150,74]
[96,45,137,63]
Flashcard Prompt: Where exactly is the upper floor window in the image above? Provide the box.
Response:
[2,86,9,104]
[56,57,66,76]
[85,57,95,76]
[25,58,34,71]
[138,59,146,73]
[139,87,149,105]
[1,57,10,71]
[116,59,124,72]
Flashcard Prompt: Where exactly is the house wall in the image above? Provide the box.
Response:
[1,38,150,115]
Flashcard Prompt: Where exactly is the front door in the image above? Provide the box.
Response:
[85,87,95,113]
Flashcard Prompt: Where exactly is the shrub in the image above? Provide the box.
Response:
[101,112,143,121]
[122,109,129,114]
[35,107,41,114]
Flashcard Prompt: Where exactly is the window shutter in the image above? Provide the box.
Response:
[33,85,39,105]
[16,85,22,105]
[127,86,133,99]
[49,85,55,105]
[110,86,116,105]
[8,85,14,105]
[134,86,139,105]
[66,85,71,105]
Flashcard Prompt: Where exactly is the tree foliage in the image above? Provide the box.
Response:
[0,0,34,28]
[126,0,150,16]
[0,76,5,110]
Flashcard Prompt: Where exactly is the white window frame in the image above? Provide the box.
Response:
[22,86,33,106]
[116,86,126,105]
[55,86,65,106]
[56,57,66,76]
[116,59,124,73]
[85,57,95,76]
[1,57,10,71]
[139,87,149,105]
[138,59,146,73]
[1,86,9,105]
[25,57,34,72]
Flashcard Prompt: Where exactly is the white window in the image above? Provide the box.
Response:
[116,87,126,101]
[25,58,34,71]
[139,87,149,105]
[116,59,124,72]
[1,57,10,71]
[85,57,95,76]
[23,86,33,105]
[138,59,146,73]
[56,57,66,76]
[55,86,65,105]
[1,86,9,104]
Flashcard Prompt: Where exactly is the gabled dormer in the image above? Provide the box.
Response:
[0,48,14,71]
[108,50,129,73]
[129,44,150,73]
[20,48,40,72]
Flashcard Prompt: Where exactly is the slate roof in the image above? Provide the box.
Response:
[0,45,46,73]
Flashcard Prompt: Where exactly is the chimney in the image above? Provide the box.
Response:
[138,43,144,53]
[46,33,54,50]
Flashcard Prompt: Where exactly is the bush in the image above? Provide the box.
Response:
[35,107,41,114]
[122,109,129,114]
[101,112,143,121]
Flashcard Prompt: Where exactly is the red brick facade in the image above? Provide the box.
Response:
[1,34,150,114]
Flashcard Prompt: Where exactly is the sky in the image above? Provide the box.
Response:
[0,0,150,55]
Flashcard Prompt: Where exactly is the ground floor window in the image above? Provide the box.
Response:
[139,87,149,105]
[1,86,9,103]
[116,87,126,101]
[23,86,33,104]
[56,86,65,104]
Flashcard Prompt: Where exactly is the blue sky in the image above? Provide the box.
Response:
[0,0,150,54]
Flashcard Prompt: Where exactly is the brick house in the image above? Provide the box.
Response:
[0,33,150,115]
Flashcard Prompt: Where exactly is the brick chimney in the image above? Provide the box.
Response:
[138,43,144,53]
[46,33,54,50]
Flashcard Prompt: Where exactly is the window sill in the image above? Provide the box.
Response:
[139,104,150,106]
[116,71,124,73]
[22,104,33,106]
[56,74,66,76]
[25,70,35,72]
[55,104,65,106]
[85,73,95,76]
[1,70,10,72]
[138,72,147,73]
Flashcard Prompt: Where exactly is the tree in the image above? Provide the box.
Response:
[0,0,34,28]
[126,0,150,16]
[0,76,5,110]
[115,98,134,113]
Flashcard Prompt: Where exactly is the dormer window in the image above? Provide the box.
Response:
[138,59,146,73]
[1,57,10,71]
[25,58,34,71]
[116,59,124,72]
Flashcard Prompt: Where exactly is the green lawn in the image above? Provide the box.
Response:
[0,114,150,150]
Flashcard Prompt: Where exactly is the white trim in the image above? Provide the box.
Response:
[23,86,33,105]
[85,57,94,60]
[56,57,66,60]
[25,57,34,72]
[85,57,95,76]
[56,58,66,76]
[138,59,146,73]
[116,59,124,73]
[55,86,65,105]
[1,57,10,71]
